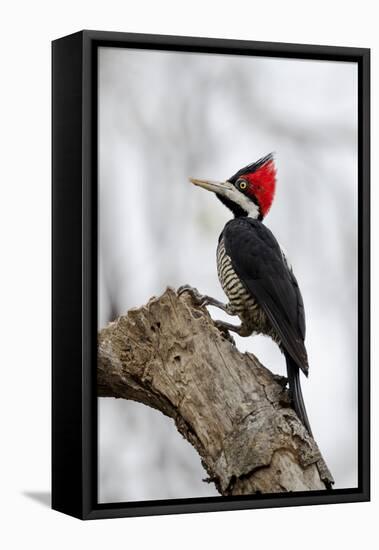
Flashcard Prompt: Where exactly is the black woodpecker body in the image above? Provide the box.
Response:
[181,153,313,436]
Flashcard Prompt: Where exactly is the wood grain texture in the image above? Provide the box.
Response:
[98,287,333,495]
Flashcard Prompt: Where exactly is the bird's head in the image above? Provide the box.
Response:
[190,153,276,220]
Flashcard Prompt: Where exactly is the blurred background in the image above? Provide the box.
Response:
[98,47,358,503]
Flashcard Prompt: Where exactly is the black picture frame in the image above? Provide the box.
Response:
[52,30,370,520]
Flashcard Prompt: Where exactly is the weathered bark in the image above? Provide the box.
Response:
[98,287,334,495]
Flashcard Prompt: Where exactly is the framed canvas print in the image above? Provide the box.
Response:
[52,30,370,520]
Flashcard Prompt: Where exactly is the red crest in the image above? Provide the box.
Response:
[243,159,276,217]
[229,154,276,217]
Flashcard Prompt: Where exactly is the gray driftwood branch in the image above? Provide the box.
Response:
[98,287,334,495]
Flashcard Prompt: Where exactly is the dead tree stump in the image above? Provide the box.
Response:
[98,287,333,495]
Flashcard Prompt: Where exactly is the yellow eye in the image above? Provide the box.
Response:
[238,180,247,190]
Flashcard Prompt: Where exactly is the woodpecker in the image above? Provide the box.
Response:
[180,153,313,436]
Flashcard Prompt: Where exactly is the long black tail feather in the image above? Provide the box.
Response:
[285,353,313,437]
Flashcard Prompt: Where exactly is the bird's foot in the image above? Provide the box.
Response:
[177,285,208,307]
[178,285,234,316]
[214,321,236,345]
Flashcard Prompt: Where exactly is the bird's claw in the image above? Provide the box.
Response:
[214,321,236,345]
[177,285,207,307]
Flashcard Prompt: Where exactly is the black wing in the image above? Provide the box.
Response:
[222,218,308,375]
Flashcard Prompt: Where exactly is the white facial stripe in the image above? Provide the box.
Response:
[224,187,260,219]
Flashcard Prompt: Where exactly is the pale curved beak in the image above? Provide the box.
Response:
[189,177,234,196]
